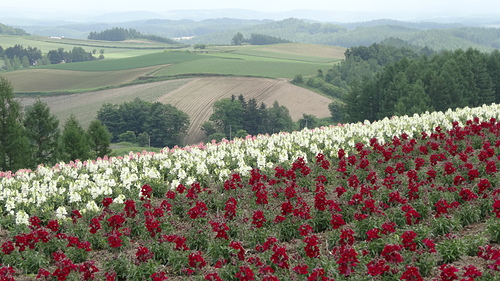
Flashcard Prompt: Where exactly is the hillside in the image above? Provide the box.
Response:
[17,77,333,146]
[5,17,500,51]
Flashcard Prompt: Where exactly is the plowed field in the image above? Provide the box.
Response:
[18,77,332,146]
[156,77,332,145]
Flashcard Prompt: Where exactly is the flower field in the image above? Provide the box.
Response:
[2,104,500,280]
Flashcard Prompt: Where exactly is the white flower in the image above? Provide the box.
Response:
[15,210,29,225]
[85,201,100,212]
[114,194,126,204]
[55,206,68,219]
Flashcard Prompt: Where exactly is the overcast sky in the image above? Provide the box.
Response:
[3,0,500,22]
[4,0,499,14]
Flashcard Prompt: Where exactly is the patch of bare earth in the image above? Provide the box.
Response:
[155,77,333,145]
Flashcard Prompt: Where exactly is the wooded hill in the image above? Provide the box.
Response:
[10,18,500,52]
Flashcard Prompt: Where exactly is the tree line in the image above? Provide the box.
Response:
[0,77,111,172]
[0,23,29,36]
[88,27,178,44]
[96,98,190,148]
[202,94,298,142]
[231,32,292,45]
[0,44,99,71]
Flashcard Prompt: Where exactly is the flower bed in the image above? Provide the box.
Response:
[1,104,500,279]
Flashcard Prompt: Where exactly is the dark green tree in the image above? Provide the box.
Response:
[61,115,91,162]
[231,32,244,45]
[0,77,30,171]
[328,101,344,123]
[266,101,294,133]
[87,119,112,158]
[145,102,190,147]
[97,103,124,142]
[298,114,317,129]
[209,98,244,138]
[23,99,60,167]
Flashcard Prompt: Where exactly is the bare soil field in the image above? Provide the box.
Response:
[17,77,332,146]
[155,77,332,145]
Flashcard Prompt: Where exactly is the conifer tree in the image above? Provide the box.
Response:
[24,99,60,167]
[87,119,112,158]
[61,115,91,162]
[0,77,30,171]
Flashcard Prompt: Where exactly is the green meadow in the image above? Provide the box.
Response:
[0,35,345,94]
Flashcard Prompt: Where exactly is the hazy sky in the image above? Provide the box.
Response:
[5,0,500,15]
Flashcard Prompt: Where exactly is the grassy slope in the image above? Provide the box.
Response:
[2,42,345,93]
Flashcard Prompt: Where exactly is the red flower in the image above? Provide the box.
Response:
[102,197,113,207]
[437,264,459,281]
[380,244,403,264]
[229,241,246,261]
[151,272,168,281]
[209,221,230,240]
[303,235,320,258]
[400,265,423,281]
[107,231,123,248]
[298,224,313,236]
[331,213,346,229]
[107,214,125,230]
[71,210,82,224]
[235,266,254,281]
[292,264,309,275]
[462,265,482,279]
[1,241,14,255]
[205,272,223,281]
[367,259,390,276]
[188,201,208,219]
[224,197,238,220]
[124,199,137,218]
[252,210,266,228]
[188,251,207,269]
[422,238,436,253]
[29,216,42,229]
[176,184,186,194]
[47,220,60,232]
[366,228,381,241]
[89,217,102,234]
[141,184,153,199]
[401,230,417,251]
[136,246,154,262]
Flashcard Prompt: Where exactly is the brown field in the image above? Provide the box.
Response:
[156,77,332,145]
[3,65,165,92]
[17,77,332,146]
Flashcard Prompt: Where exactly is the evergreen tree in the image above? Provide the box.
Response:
[61,115,91,162]
[145,103,190,147]
[23,99,60,167]
[209,98,244,139]
[87,119,112,158]
[267,101,294,133]
[298,114,317,129]
[0,77,30,171]
[97,103,124,142]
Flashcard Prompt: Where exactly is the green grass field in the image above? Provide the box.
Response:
[156,57,329,79]
[0,35,345,93]
[37,51,207,71]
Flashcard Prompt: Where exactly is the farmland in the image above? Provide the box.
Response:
[17,77,333,145]
[2,38,344,146]
[1,104,500,280]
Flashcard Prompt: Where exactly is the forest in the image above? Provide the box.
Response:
[201,95,296,142]
[96,98,190,148]
[294,38,500,123]
[88,27,178,44]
